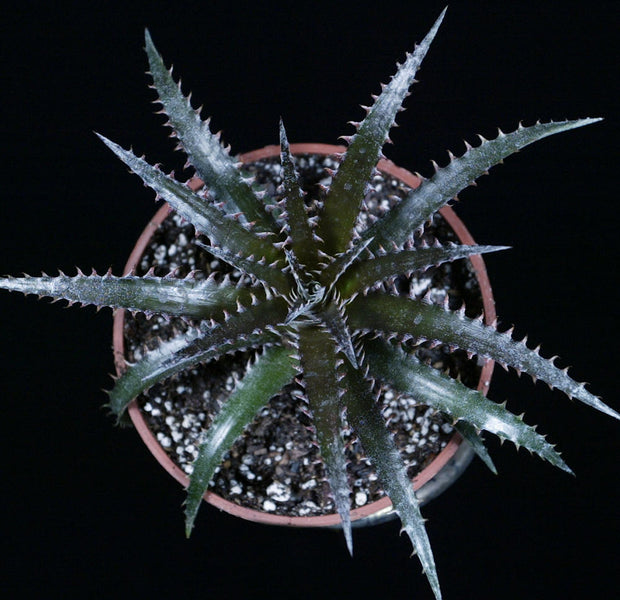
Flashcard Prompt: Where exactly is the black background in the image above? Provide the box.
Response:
[1,2,617,599]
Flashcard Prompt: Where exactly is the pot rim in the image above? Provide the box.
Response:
[113,142,496,527]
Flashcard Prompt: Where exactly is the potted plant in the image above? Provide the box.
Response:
[1,9,616,600]
[112,142,497,530]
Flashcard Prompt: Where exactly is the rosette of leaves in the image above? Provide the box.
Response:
[1,9,617,600]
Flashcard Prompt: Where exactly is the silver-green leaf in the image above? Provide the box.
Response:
[185,345,297,535]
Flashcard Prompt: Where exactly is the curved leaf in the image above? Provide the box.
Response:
[453,421,497,475]
[145,29,277,233]
[362,119,602,252]
[336,243,508,298]
[194,240,292,295]
[97,134,290,291]
[317,7,447,256]
[108,298,288,419]
[185,345,297,535]
[364,339,570,472]
[349,294,619,420]
[343,363,441,600]
[0,271,251,320]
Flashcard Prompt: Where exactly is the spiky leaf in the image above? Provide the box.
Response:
[194,239,292,295]
[0,271,252,320]
[298,326,353,553]
[108,298,287,419]
[364,339,570,472]
[185,345,297,535]
[362,119,602,253]
[317,7,446,255]
[336,243,508,299]
[348,294,619,420]
[97,134,290,291]
[319,302,358,368]
[145,29,277,232]
[279,119,318,269]
[453,421,497,475]
[317,236,375,291]
[343,364,441,600]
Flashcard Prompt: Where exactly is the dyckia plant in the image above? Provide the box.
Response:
[1,8,617,600]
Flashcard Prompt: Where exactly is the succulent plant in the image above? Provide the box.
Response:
[1,8,616,599]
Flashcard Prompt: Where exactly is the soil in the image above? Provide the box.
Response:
[121,153,485,517]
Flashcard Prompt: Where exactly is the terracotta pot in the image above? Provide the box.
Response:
[113,143,496,527]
